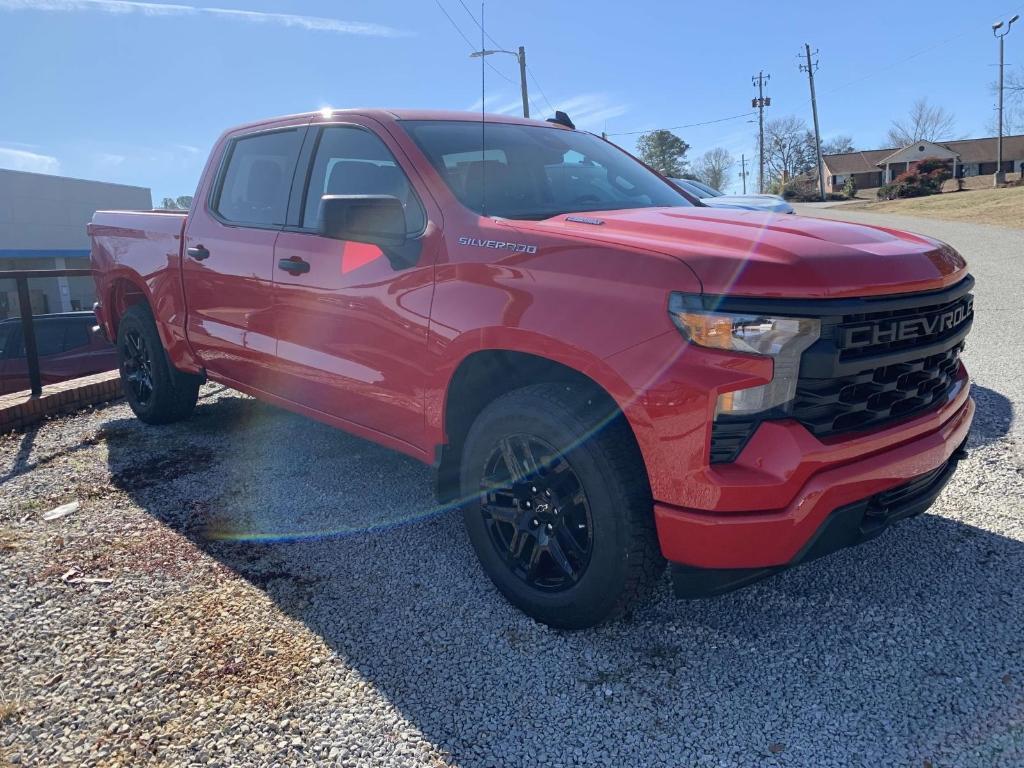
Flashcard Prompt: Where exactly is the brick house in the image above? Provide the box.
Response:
[822,134,1024,193]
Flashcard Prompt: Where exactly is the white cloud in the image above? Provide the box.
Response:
[0,147,60,174]
[0,0,194,14]
[549,94,628,130]
[0,0,410,36]
[203,7,407,37]
[95,152,126,167]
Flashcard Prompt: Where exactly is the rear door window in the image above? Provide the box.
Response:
[35,320,65,357]
[213,129,303,227]
[0,325,17,359]
[64,319,91,351]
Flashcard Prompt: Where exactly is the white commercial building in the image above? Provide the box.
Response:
[0,169,151,319]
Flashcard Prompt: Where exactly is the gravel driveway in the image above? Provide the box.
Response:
[2,212,1022,767]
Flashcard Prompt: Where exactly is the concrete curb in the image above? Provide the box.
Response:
[0,370,122,433]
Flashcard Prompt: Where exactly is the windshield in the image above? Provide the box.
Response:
[691,180,725,197]
[672,178,710,199]
[402,120,695,220]
[674,179,723,198]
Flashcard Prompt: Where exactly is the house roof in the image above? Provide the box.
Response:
[941,134,1024,163]
[875,140,958,165]
[823,134,1024,174]
[821,149,895,174]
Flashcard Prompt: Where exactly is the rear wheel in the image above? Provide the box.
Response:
[117,304,200,424]
[460,383,664,629]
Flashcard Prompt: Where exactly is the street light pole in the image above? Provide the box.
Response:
[993,14,1019,186]
[470,46,530,118]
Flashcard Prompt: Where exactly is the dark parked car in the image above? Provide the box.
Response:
[0,312,117,395]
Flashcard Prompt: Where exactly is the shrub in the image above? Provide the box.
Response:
[778,176,819,201]
[876,158,952,200]
[841,176,857,198]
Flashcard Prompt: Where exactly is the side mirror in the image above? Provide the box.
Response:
[318,195,407,248]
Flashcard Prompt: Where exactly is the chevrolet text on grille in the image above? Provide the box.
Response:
[840,298,973,349]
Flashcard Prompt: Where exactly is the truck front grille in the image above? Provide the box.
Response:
[790,343,963,436]
[708,277,973,464]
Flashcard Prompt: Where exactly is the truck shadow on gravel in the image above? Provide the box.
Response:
[102,386,1023,766]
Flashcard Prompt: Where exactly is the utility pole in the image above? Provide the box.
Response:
[992,15,1019,185]
[517,46,529,118]
[800,44,826,201]
[751,72,770,193]
[740,154,748,194]
[470,45,530,118]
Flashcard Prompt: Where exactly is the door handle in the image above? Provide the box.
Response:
[278,256,310,275]
[186,245,211,261]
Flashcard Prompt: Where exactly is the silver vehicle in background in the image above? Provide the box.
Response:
[672,178,795,214]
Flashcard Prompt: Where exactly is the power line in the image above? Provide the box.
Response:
[431,0,519,88]
[432,0,475,49]
[527,66,556,113]
[607,111,757,137]
[448,0,547,116]
[456,0,502,49]
[456,0,556,117]
[816,4,1024,100]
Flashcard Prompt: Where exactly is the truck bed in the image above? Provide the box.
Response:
[88,209,189,354]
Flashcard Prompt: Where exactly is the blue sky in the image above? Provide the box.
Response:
[0,0,1021,198]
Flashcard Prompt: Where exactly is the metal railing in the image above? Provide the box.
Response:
[0,268,95,397]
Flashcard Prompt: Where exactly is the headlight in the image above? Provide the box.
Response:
[669,293,820,417]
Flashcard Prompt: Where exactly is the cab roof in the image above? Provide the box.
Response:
[229,109,573,134]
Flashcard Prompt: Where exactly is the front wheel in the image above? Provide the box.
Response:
[460,383,665,629]
[117,304,200,425]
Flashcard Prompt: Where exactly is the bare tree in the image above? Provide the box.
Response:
[762,116,815,185]
[821,135,856,155]
[990,71,1024,135]
[886,99,957,146]
[1010,70,1024,97]
[693,148,734,191]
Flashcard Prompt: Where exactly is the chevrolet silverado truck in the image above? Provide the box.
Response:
[89,109,974,628]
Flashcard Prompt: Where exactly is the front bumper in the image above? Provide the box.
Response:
[653,379,974,592]
[670,435,968,597]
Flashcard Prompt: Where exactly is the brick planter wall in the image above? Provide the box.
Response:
[0,370,123,433]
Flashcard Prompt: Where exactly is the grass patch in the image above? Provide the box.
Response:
[0,529,18,552]
[0,697,24,724]
[842,186,1024,228]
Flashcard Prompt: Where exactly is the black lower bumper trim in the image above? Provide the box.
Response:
[671,439,968,599]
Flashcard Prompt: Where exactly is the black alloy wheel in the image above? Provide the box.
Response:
[460,383,665,629]
[121,329,154,406]
[479,434,594,591]
[116,303,201,424]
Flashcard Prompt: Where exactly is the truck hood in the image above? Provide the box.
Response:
[513,207,967,298]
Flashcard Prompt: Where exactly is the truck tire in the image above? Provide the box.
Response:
[460,383,665,629]
[116,304,200,425]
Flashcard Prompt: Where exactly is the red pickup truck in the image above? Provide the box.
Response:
[89,109,974,628]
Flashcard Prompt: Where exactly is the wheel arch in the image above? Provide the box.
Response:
[104,274,151,340]
[434,343,653,505]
